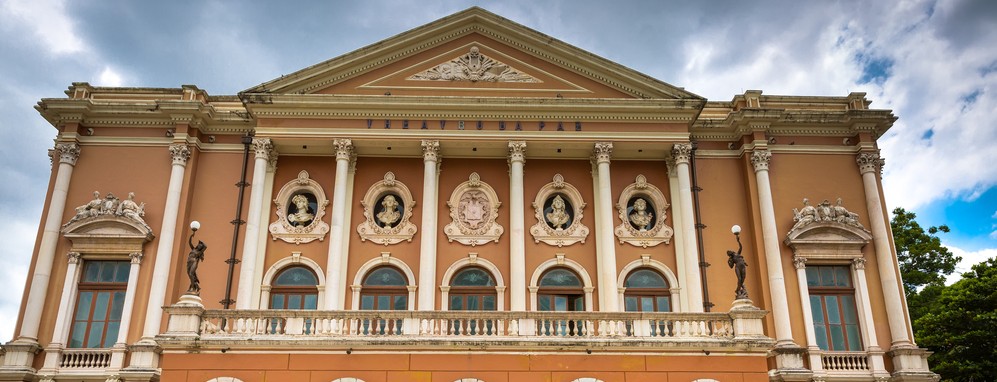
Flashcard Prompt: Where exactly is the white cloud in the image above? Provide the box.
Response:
[943,244,997,285]
[0,219,35,342]
[97,66,123,87]
[0,0,85,55]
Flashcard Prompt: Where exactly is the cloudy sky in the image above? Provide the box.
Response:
[0,0,994,342]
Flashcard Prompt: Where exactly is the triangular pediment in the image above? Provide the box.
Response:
[243,7,701,100]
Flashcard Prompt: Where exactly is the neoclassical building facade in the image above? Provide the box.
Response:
[1,8,938,382]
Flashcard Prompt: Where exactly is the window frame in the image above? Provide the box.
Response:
[68,260,130,349]
[806,264,863,351]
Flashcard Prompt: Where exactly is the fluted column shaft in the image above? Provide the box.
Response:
[325,139,354,310]
[141,143,191,339]
[17,143,80,342]
[236,138,272,309]
[593,142,619,311]
[857,152,912,347]
[750,150,794,345]
[672,143,703,312]
[508,142,527,311]
[417,140,440,310]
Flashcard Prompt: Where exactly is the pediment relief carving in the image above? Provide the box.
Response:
[269,170,330,244]
[62,191,155,253]
[530,174,589,247]
[444,172,504,246]
[357,172,418,245]
[785,198,872,260]
[614,175,673,248]
[408,45,541,83]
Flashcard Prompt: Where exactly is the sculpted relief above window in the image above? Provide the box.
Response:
[269,170,330,244]
[530,174,590,247]
[444,172,504,246]
[614,175,673,248]
[357,172,418,245]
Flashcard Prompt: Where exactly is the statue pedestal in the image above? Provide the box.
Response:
[164,294,205,338]
[729,299,767,340]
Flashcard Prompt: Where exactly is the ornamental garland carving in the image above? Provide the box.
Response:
[789,197,867,234]
[408,45,541,83]
[530,174,589,247]
[356,172,418,245]
[444,172,504,246]
[614,175,674,248]
[269,170,330,244]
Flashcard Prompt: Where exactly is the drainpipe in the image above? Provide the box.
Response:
[222,132,253,309]
[690,142,713,312]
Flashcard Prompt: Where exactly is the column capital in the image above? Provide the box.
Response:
[593,142,613,164]
[852,257,867,270]
[665,155,678,177]
[55,142,81,166]
[169,143,191,166]
[129,252,143,264]
[508,141,527,163]
[66,252,81,264]
[333,138,353,160]
[856,152,884,175]
[251,138,273,159]
[421,140,440,162]
[671,143,693,165]
[751,150,772,172]
[793,255,807,270]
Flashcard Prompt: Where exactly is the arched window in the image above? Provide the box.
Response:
[269,266,319,310]
[448,267,497,311]
[360,266,408,310]
[537,268,584,312]
[623,268,671,312]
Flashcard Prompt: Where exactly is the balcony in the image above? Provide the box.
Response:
[158,303,774,353]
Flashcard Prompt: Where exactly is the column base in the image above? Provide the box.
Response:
[768,344,813,382]
[124,340,161,371]
[0,339,41,381]
[888,346,940,382]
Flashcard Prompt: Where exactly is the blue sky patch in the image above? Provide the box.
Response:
[857,53,894,84]
[916,186,997,252]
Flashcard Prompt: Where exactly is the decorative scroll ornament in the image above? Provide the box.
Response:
[444,172,504,246]
[408,46,541,83]
[614,175,674,248]
[63,191,151,231]
[789,197,866,234]
[357,172,418,245]
[530,174,590,247]
[269,170,330,244]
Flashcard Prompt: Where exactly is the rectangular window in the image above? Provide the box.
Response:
[69,260,129,348]
[806,264,862,351]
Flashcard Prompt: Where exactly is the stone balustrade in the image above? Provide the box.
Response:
[821,351,871,372]
[58,348,112,369]
[159,305,773,352]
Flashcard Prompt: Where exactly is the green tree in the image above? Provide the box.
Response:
[914,258,997,382]
[890,207,960,302]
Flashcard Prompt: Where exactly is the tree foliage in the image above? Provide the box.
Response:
[913,258,997,382]
[890,207,960,301]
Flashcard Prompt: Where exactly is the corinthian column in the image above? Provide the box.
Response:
[508,141,527,311]
[129,143,191,370]
[14,143,79,350]
[750,150,794,346]
[325,139,354,310]
[593,142,619,311]
[417,140,441,310]
[856,152,912,348]
[236,138,273,309]
[671,143,703,312]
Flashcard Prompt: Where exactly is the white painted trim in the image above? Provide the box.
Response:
[259,252,326,309]
[616,256,681,312]
[528,254,594,312]
[351,253,418,311]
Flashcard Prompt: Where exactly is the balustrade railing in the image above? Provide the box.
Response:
[194,310,735,340]
[58,348,112,369]
[821,351,870,371]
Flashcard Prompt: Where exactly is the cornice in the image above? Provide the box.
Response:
[691,108,897,140]
[245,94,703,123]
[35,98,254,132]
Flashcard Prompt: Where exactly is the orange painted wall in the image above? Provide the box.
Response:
[160,352,770,382]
